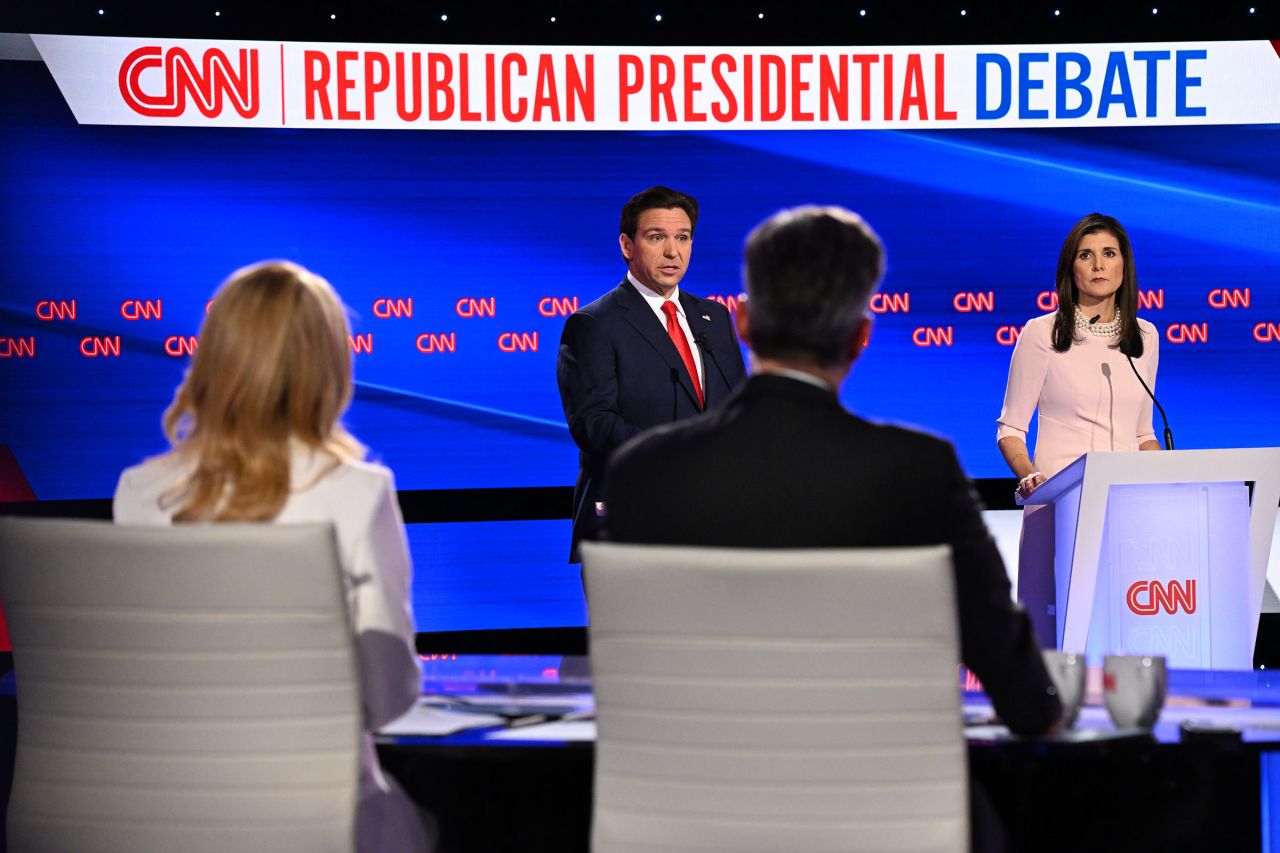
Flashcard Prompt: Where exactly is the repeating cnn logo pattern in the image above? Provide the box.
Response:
[1126,579,1196,615]
[119,46,260,118]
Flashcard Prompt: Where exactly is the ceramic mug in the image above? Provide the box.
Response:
[1103,654,1167,729]
[1042,650,1086,728]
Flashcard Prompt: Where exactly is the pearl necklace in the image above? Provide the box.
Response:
[1074,305,1121,337]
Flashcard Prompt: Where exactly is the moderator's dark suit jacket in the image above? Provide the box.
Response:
[603,373,1060,736]
[557,280,746,561]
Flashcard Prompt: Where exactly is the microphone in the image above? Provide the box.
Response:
[693,331,733,394]
[1089,314,1101,324]
[1119,338,1174,450]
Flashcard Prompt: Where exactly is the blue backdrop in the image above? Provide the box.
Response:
[3,59,1277,630]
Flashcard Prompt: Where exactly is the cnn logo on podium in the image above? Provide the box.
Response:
[1126,579,1196,615]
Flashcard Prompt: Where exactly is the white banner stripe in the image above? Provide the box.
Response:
[26,35,1280,130]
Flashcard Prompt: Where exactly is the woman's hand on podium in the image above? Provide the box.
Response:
[1016,471,1045,499]
[998,437,1044,500]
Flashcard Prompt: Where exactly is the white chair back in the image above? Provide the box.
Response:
[0,517,361,853]
[582,542,967,853]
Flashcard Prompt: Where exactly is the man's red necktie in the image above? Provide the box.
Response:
[661,300,703,408]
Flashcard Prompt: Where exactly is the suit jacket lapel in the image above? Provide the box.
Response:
[617,281,702,410]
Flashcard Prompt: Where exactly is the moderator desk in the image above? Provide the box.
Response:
[375,655,1280,853]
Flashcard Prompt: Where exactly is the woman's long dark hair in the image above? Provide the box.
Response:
[1051,213,1143,355]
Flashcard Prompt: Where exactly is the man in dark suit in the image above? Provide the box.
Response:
[603,205,1060,737]
[557,186,746,561]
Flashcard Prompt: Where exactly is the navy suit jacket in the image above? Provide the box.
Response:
[556,279,746,560]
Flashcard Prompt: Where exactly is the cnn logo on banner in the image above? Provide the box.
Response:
[119,46,259,118]
[1126,579,1196,615]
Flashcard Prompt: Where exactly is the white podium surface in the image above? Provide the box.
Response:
[1018,448,1280,669]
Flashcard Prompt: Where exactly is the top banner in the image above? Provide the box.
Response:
[28,34,1280,130]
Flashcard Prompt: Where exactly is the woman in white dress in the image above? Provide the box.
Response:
[997,213,1162,646]
[113,260,431,852]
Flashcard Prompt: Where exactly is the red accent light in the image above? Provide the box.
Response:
[0,444,38,503]
[1165,322,1208,344]
[0,337,37,359]
[415,332,457,353]
[911,325,953,347]
[120,298,162,320]
[372,297,414,319]
[497,331,538,352]
[1207,288,1250,309]
[456,297,496,318]
[869,292,910,314]
[79,336,121,358]
[34,299,76,321]
[952,291,994,312]
[705,294,741,314]
[995,325,1021,346]
[163,335,199,357]
[1254,322,1280,343]
[1138,289,1165,311]
[537,296,579,317]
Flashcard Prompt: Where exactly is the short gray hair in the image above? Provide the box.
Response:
[742,206,884,367]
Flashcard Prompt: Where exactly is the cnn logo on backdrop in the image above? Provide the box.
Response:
[118,45,259,118]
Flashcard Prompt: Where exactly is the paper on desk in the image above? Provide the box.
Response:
[486,720,598,742]
[963,722,1150,743]
[424,692,595,715]
[377,700,505,736]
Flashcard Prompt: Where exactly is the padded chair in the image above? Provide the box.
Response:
[582,542,967,853]
[0,517,361,853]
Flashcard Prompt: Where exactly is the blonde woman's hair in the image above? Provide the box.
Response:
[162,260,363,522]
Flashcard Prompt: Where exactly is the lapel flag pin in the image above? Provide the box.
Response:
[701,314,711,322]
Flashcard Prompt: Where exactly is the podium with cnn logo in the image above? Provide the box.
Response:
[1019,448,1280,670]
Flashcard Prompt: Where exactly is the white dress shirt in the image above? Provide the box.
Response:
[627,272,705,387]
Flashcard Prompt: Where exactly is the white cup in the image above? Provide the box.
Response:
[1042,650,1086,728]
[1103,654,1167,729]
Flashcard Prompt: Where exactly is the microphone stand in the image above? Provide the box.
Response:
[1120,340,1174,450]
[693,332,733,392]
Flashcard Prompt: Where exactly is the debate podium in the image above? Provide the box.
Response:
[1017,448,1280,670]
